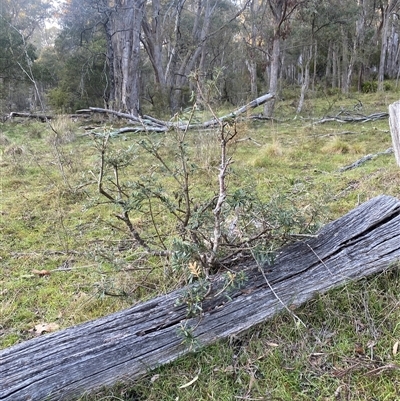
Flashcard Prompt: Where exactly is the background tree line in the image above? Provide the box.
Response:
[1,0,399,117]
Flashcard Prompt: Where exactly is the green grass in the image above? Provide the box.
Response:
[1,90,400,399]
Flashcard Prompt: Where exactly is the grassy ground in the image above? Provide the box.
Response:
[1,89,400,400]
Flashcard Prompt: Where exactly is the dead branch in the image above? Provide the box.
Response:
[84,93,275,133]
[339,148,393,172]
[8,112,53,122]
[315,112,388,125]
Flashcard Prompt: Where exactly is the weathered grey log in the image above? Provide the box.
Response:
[315,111,388,124]
[8,112,53,122]
[86,93,275,133]
[389,101,400,167]
[1,195,400,401]
[339,147,393,172]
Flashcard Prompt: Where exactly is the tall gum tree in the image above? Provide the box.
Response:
[377,0,400,91]
[0,0,52,111]
[263,0,304,117]
[141,0,245,113]
[59,0,145,114]
[242,0,268,99]
[108,0,146,114]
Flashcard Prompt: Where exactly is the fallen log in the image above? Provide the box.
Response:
[8,112,92,122]
[1,195,400,401]
[339,147,394,172]
[85,92,275,133]
[315,111,388,125]
[8,112,54,122]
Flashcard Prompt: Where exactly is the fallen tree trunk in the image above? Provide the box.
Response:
[339,147,393,172]
[8,112,54,122]
[86,92,275,134]
[315,111,388,124]
[1,195,400,401]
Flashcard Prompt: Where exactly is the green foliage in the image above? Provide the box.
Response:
[175,281,210,317]
[0,0,53,111]
[384,82,392,91]
[361,81,378,93]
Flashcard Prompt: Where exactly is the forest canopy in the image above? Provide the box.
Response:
[0,0,399,116]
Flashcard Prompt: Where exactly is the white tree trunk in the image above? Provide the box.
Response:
[263,35,280,117]
[378,8,390,91]
[378,0,400,91]
[297,46,312,114]
[245,59,258,98]
[110,0,145,115]
[389,101,400,167]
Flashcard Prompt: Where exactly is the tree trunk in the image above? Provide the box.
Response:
[341,27,349,93]
[1,195,400,401]
[312,41,317,91]
[263,0,302,117]
[297,45,312,113]
[109,0,145,115]
[378,0,400,91]
[246,59,258,98]
[389,100,400,166]
[353,0,367,92]
[245,0,261,99]
[325,42,332,89]
[86,92,274,132]
[263,34,280,117]
[378,6,390,91]
[141,0,165,88]
[385,16,400,79]
[332,43,337,88]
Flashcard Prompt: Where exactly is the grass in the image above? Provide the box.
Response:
[1,89,400,399]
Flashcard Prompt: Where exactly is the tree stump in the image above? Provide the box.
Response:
[1,195,400,401]
[389,100,400,167]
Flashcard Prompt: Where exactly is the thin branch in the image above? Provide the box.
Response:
[252,251,306,328]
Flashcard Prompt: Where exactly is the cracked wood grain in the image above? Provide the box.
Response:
[1,195,400,401]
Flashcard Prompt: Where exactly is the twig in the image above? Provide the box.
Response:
[339,147,393,172]
[252,251,306,328]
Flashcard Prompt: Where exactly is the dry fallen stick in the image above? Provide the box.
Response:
[339,148,393,172]
[315,112,389,125]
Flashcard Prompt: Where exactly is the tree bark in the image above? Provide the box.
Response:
[263,34,280,117]
[244,0,261,99]
[1,195,400,401]
[296,45,312,113]
[389,100,400,166]
[378,0,400,91]
[108,0,145,115]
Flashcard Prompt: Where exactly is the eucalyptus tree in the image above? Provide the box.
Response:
[141,0,244,112]
[108,0,146,115]
[55,0,244,114]
[0,0,52,111]
[377,0,400,90]
[56,0,145,114]
[51,0,109,111]
[240,0,269,99]
[263,0,306,117]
